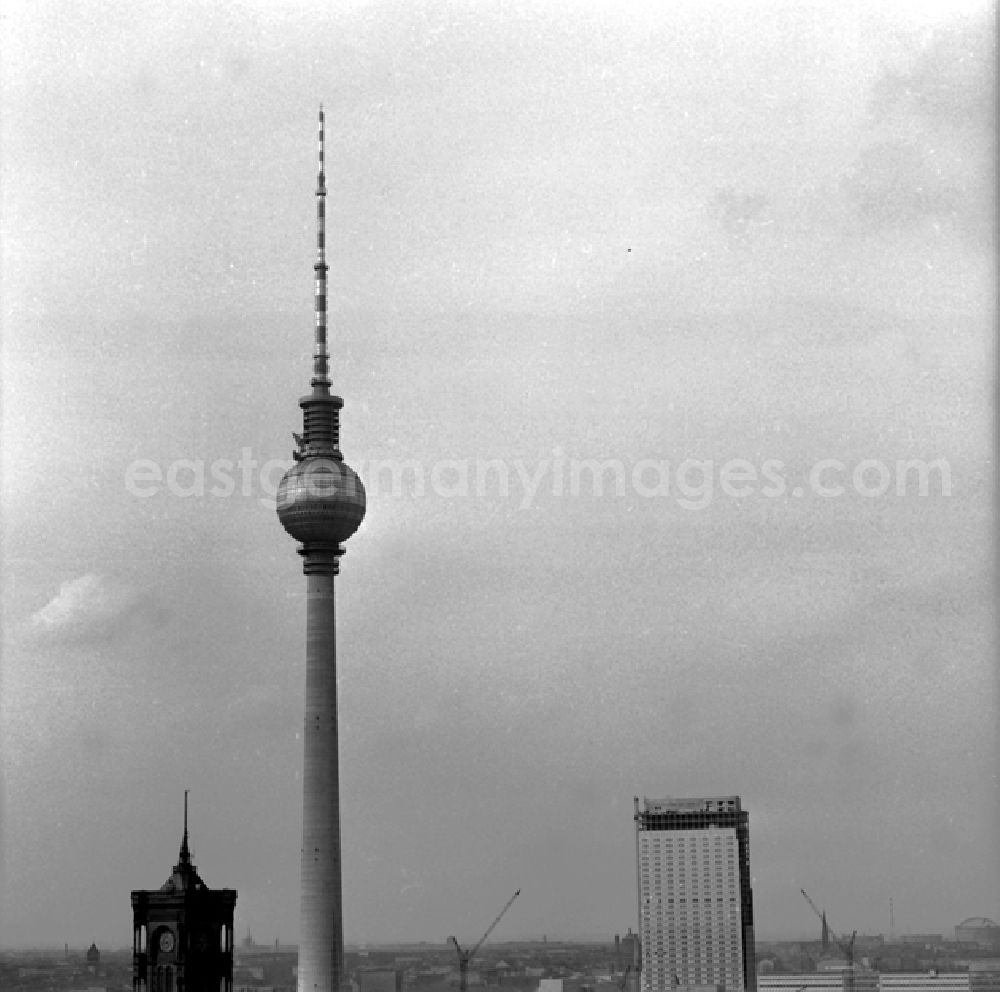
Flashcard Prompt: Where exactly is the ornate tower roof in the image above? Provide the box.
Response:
[160,790,206,893]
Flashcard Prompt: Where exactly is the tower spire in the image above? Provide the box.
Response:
[179,789,191,866]
[312,104,330,394]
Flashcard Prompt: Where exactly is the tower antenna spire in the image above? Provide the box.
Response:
[179,789,192,865]
[312,104,330,393]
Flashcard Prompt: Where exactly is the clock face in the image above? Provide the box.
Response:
[159,931,175,954]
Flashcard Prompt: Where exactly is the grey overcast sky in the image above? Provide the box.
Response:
[1,0,996,951]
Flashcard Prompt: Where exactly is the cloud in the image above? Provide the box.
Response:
[28,573,166,643]
[709,188,772,247]
[869,13,995,130]
[843,139,963,227]
[849,12,995,239]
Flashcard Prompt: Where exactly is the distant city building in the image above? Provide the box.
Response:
[818,959,851,973]
[759,975,966,992]
[850,970,880,992]
[618,930,641,973]
[131,796,237,992]
[234,964,266,983]
[538,981,607,992]
[956,921,1000,951]
[968,960,1000,992]
[899,937,943,947]
[879,975,971,992]
[855,937,885,949]
[358,970,404,992]
[634,796,756,992]
[85,941,103,979]
[758,978,843,992]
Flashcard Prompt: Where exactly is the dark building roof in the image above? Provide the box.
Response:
[159,822,208,893]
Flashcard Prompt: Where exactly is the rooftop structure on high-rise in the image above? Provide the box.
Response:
[275,107,367,992]
[634,795,756,992]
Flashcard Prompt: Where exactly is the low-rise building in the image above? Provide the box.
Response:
[359,970,404,992]
[956,923,1000,952]
[759,973,968,992]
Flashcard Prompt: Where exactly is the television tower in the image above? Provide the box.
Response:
[276,107,367,992]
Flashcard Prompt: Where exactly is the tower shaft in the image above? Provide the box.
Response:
[299,567,343,992]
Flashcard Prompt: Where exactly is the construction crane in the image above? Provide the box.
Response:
[449,889,520,992]
[800,889,857,992]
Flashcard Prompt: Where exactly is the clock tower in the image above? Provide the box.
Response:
[131,795,237,992]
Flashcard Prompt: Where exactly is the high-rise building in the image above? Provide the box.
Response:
[275,108,367,992]
[634,796,756,992]
[131,795,237,992]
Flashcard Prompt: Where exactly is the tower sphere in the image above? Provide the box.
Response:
[276,458,366,544]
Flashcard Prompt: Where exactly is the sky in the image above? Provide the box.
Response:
[1,0,996,952]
